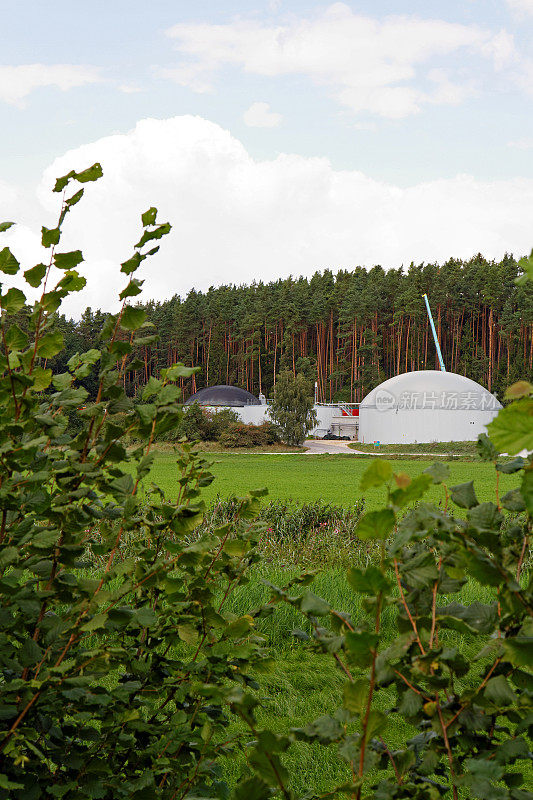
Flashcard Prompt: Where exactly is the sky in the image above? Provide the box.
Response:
[1,0,533,316]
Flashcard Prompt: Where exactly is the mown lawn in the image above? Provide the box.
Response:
[145,451,514,511]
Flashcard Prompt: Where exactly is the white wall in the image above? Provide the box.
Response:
[204,404,342,437]
[358,407,499,445]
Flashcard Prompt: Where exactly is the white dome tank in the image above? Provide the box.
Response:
[358,370,501,445]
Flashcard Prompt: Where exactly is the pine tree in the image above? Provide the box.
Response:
[269,370,317,445]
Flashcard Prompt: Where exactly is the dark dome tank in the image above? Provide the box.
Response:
[185,385,261,407]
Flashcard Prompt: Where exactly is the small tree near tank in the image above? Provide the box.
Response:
[270,369,317,445]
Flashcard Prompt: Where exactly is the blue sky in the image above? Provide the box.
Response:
[1,1,533,314]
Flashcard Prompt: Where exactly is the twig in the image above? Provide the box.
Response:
[393,559,426,655]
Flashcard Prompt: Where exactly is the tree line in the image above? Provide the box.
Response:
[55,253,533,402]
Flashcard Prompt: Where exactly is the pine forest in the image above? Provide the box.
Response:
[56,253,533,403]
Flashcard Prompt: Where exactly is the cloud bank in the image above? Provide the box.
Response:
[2,115,532,317]
[0,64,102,106]
[164,4,523,118]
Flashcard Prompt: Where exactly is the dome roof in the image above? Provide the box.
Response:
[361,370,501,412]
[185,385,261,407]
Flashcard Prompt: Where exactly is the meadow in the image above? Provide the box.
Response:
[145,450,514,510]
[140,449,528,794]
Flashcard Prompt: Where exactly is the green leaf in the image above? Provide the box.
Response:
[522,468,533,516]
[488,398,533,454]
[484,674,516,706]
[136,404,156,427]
[135,222,171,249]
[501,488,526,512]
[390,474,432,509]
[424,462,450,484]
[438,601,498,635]
[37,331,64,358]
[299,590,330,616]
[402,550,439,588]
[141,207,157,226]
[66,188,84,208]
[477,433,499,461]
[0,246,19,275]
[56,269,86,293]
[120,252,143,275]
[398,688,422,717]
[467,502,502,531]
[81,613,108,633]
[497,456,527,474]
[41,226,60,248]
[347,566,390,595]
[360,459,392,491]
[517,248,533,283]
[54,250,83,270]
[355,508,395,540]
[32,367,53,391]
[134,607,157,627]
[5,324,28,350]
[1,287,26,313]
[503,637,533,667]
[119,278,143,300]
[364,709,387,742]
[163,363,197,380]
[343,679,367,714]
[450,481,478,509]
[121,306,147,331]
[345,631,379,667]
[54,163,102,192]
[232,777,271,800]
[24,262,47,287]
[75,162,103,183]
[53,169,76,192]
[20,638,43,667]
[0,221,14,232]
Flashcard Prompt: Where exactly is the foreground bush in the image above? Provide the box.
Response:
[0,168,271,799]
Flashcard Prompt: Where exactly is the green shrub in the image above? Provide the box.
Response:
[0,167,270,799]
[218,421,280,448]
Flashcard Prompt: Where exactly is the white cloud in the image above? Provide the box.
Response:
[2,115,530,318]
[119,84,143,94]
[0,64,102,107]
[164,5,520,118]
[154,64,213,93]
[243,101,282,127]
[507,0,533,16]
[508,137,533,148]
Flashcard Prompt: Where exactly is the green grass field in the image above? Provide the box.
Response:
[212,566,508,794]
[125,450,528,794]
[146,450,513,510]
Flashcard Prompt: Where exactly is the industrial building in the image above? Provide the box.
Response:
[185,385,262,407]
[358,370,501,445]
[184,384,357,437]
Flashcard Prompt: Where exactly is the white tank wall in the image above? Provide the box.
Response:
[358,370,501,445]
[202,404,341,436]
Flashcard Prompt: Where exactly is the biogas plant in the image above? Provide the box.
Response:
[185,295,502,446]
[357,370,501,444]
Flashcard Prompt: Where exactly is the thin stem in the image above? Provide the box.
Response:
[429,557,442,649]
[393,558,425,655]
[436,698,458,800]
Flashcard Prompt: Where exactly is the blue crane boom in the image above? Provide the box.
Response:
[422,293,446,372]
